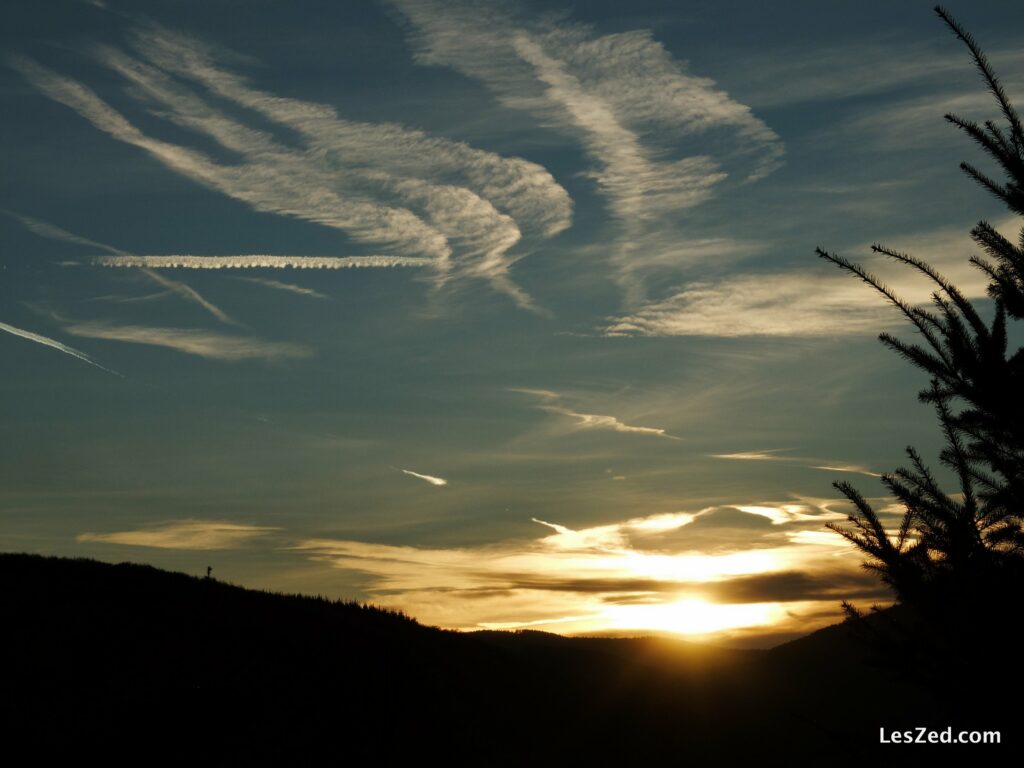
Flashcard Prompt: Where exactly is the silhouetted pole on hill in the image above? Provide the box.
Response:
[815,6,1024,708]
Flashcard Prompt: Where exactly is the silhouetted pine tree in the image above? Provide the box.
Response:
[815,6,1024,703]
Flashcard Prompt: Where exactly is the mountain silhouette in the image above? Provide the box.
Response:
[2,553,1009,761]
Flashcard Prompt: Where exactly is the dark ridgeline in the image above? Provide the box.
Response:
[0,553,1000,762]
[816,5,1024,720]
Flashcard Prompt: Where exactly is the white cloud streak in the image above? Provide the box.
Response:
[389,0,782,297]
[4,209,238,325]
[87,291,174,304]
[1,209,122,255]
[733,42,1024,109]
[812,465,883,479]
[139,268,239,326]
[63,321,311,361]
[839,91,1015,151]
[711,450,881,478]
[511,387,678,439]
[540,404,677,438]
[0,320,117,374]
[531,511,701,551]
[78,519,280,549]
[94,255,430,269]
[604,273,893,337]
[9,24,573,307]
[733,504,844,526]
[401,469,448,486]
[711,451,788,461]
[606,217,1014,338]
[233,277,328,300]
[7,54,444,265]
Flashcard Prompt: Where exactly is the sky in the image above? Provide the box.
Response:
[2,0,1023,647]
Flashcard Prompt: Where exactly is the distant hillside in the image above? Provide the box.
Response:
[1,554,1006,761]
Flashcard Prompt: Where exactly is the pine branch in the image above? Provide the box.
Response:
[936,5,1024,153]
[816,248,953,366]
[872,243,988,339]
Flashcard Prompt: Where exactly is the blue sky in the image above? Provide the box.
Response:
[2,0,1022,644]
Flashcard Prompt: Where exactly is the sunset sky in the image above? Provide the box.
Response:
[3,0,1023,646]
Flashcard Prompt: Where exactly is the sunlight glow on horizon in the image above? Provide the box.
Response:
[602,599,784,635]
[287,503,871,642]
[68,503,878,642]
[473,599,789,637]
[71,503,876,643]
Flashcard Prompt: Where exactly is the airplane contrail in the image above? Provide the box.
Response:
[400,468,448,486]
[0,320,118,375]
[95,255,433,269]
[4,210,238,325]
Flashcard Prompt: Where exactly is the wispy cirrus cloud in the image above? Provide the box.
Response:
[730,40,1024,109]
[711,450,788,461]
[541,405,678,438]
[812,464,882,478]
[87,291,174,304]
[0,320,117,374]
[139,268,239,326]
[604,272,892,337]
[732,504,846,526]
[9,23,572,309]
[78,519,280,549]
[531,511,702,551]
[712,449,881,479]
[511,387,679,439]
[1,208,121,255]
[802,46,1023,153]
[605,218,1010,338]
[835,90,1023,152]
[233,277,328,300]
[63,321,311,361]
[389,0,782,298]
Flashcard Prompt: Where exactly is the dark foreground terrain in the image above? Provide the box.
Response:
[1,554,1012,761]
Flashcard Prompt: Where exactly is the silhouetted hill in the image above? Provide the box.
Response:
[1,554,1011,761]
